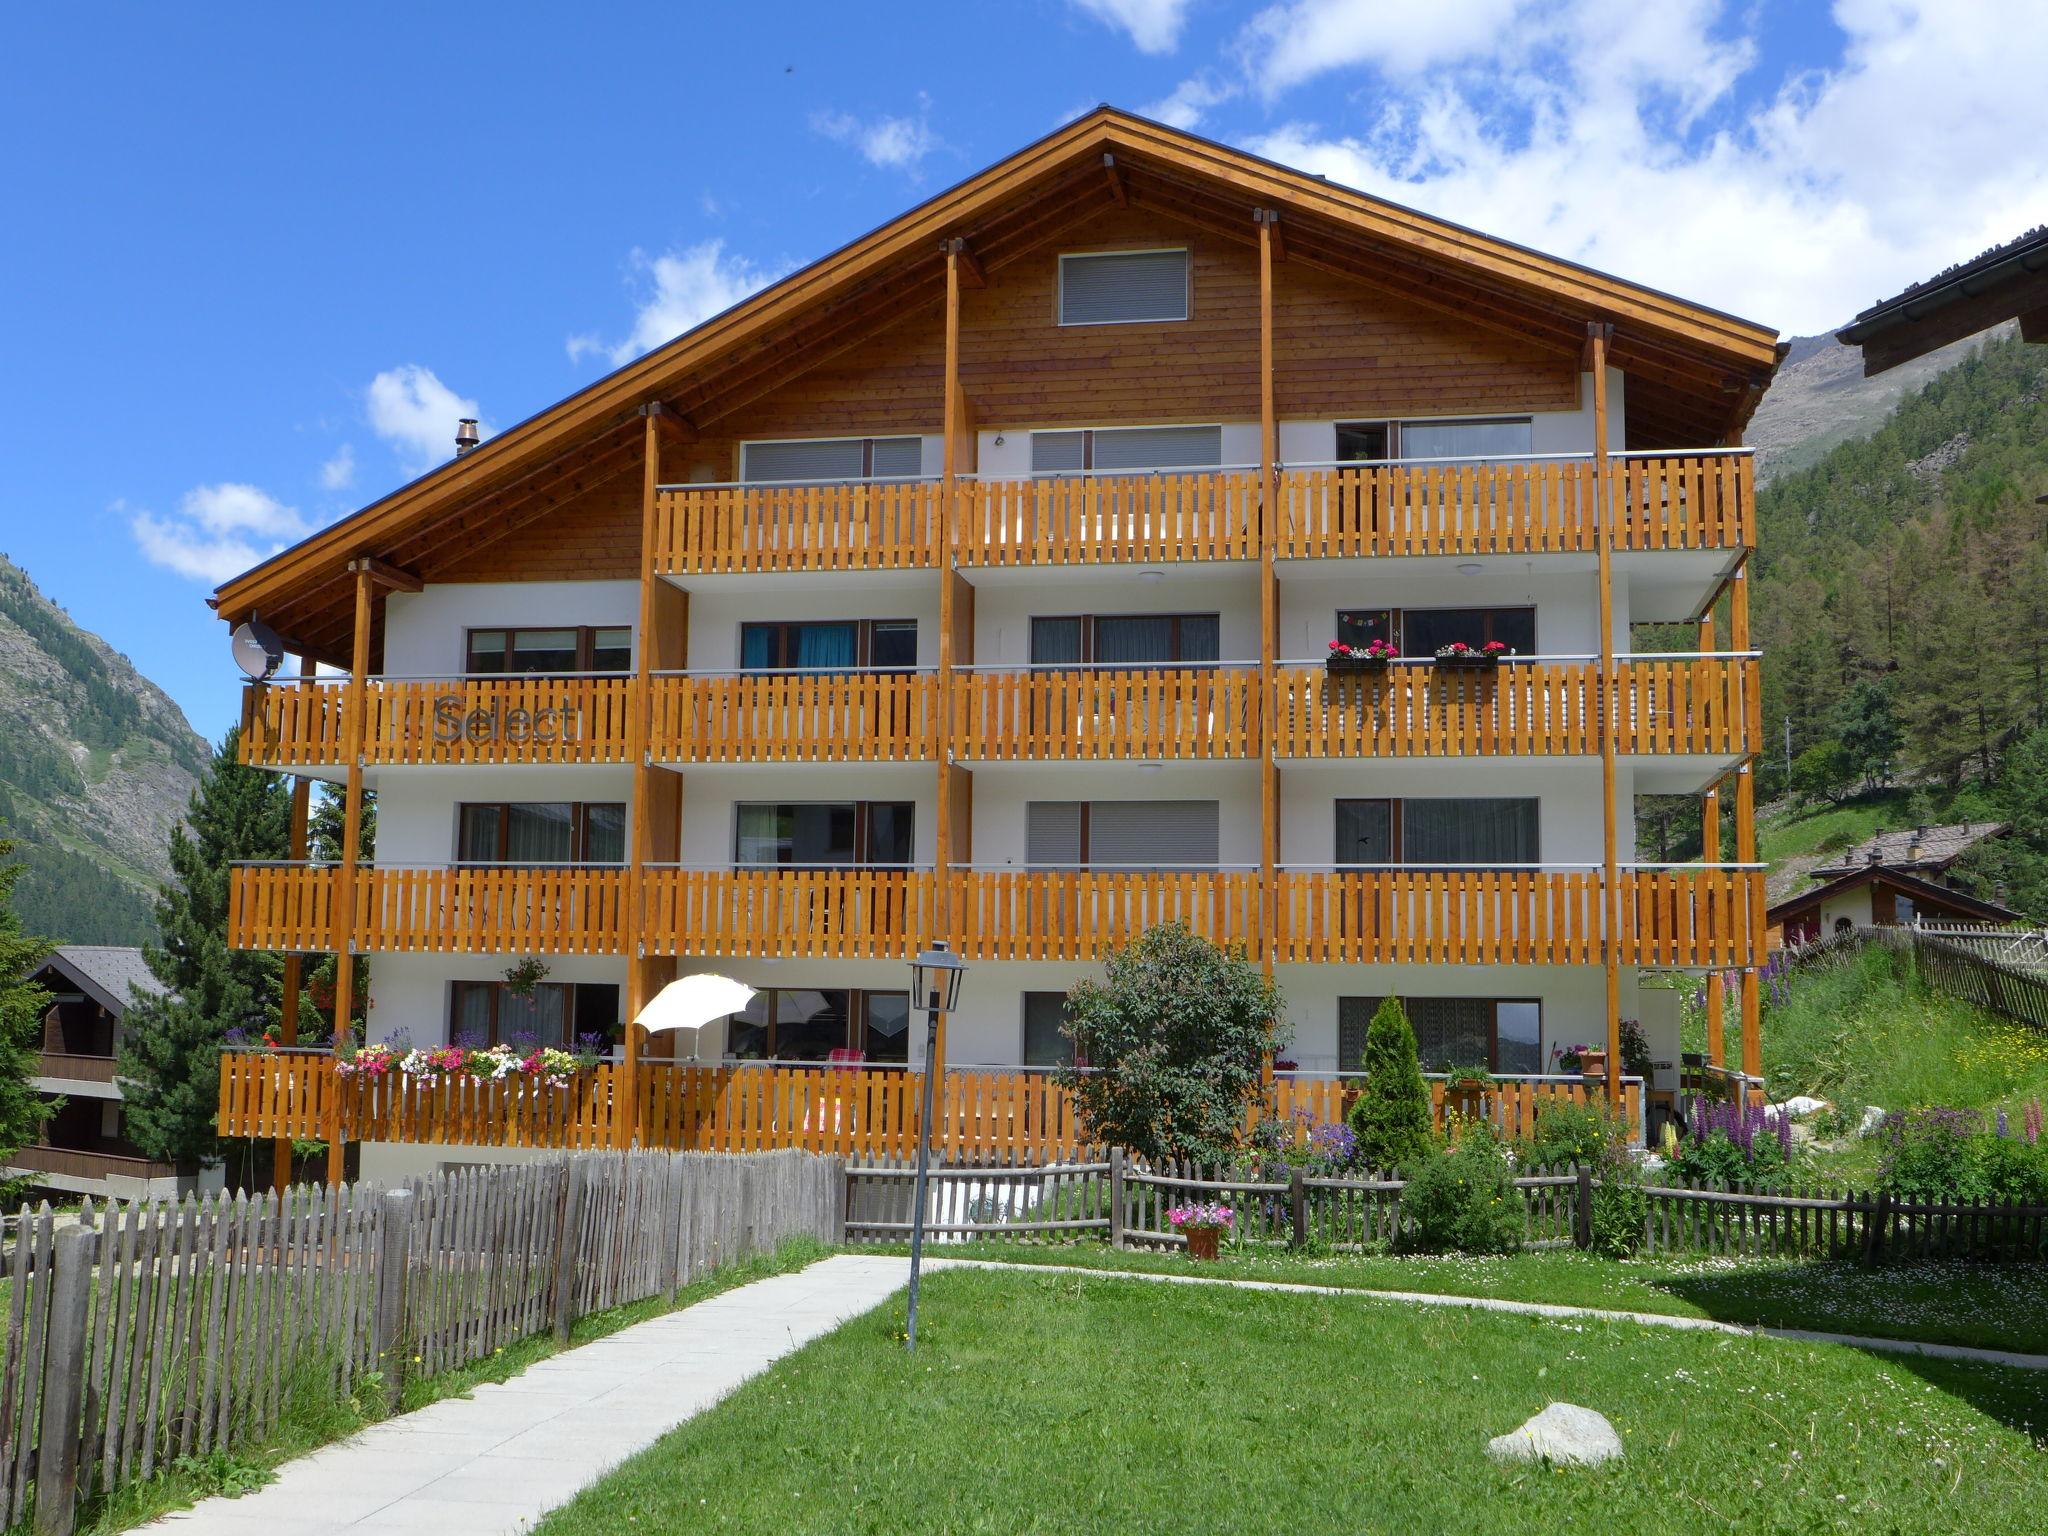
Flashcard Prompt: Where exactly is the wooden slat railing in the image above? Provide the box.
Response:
[355,866,632,954]
[956,471,1259,565]
[952,870,1261,961]
[1272,870,1604,965]
[228,864,343,951]
[240,678,634,766]
[1618,867,1765,968]
[32,1052,116,1084]
[1,1145,178,1182]
[653,480,941,573]
[1275,453,1752,557]
[642,868,938,959]
[649,671,940,762]
[1268,1075,1642,1145]
[952,666,1258,759]
[239,681,347,766]
[1270,656,1757,757]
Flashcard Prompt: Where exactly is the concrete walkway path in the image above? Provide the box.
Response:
[150,1255,915,1536]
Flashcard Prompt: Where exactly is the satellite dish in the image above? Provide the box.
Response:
[231,618,285,682]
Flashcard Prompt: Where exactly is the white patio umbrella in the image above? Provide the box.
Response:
[634,973,754,1061]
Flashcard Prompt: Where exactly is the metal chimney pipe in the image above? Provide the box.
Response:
[455,418,481,456]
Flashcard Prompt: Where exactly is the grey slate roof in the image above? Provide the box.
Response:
[1809,821,2008,881]
[36,945,164,1015]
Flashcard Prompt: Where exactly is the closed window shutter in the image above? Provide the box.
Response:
[1087,800,1219,867]
[1091,425,1222,471]
[1031,431,1086,474]
[1026,802,1083,865]
[743,438,865,483]
[1060,250,1190,325]
[869,436,923,478]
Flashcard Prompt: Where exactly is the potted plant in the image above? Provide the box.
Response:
[1442,1062,1494,1117]
[1326,637,1397,675]
[1168,1200,1234,1260]
[1433,639,1513,669]
[503,955,550,998]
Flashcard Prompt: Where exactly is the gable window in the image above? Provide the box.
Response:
[1058,249,1189,326]
[1030,424,1221,474]
[1027,799,1220,870]
[1336,418,1534,463]
[1334,799,1538,865]
[740,436,924,483]
[734,801,915,866]
[1335,606,1535,659]
[1338,996,1542,1075]
[450,980,620,1050]
[457,802,625,864]
[1029,613,1220,666]
[740,619,917,671]
[467,626,631,676]
[723,987,911,1063]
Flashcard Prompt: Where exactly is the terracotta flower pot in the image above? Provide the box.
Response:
[1183,1225,1222,1261]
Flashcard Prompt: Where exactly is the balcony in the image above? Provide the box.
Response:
[239,676,635,768]
[649,669,940,763]
[34,1051,118,1085]
[952,665,1259,760]
[228,864,631,956]
[653,478,941,574]
[950,868,1261,962]
[1269,655,1758,759]
[4,1144,177,1186]
[954,470,1260,567]
[643,866,938,959]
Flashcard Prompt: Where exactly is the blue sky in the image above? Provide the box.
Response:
[4,1,2043,744]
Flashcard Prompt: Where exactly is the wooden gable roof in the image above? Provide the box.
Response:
[211,106,1783,665]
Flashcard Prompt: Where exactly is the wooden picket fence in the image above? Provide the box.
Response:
[0,1150,841,1536]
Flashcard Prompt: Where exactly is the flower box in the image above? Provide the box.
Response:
[1324,653,1389,676]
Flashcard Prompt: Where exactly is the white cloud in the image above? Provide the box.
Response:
[319,443,356,491]
[130,483,311,585]
[1216,0,2048,334]
[567,240,784,367]
[366,365,486,476]
[1071,0,1194,54]
[810,100,940,173]
[1145,73,1238,130]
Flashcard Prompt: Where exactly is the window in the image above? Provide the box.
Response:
[1030,424,1221,474]
[1023,992,1077,1067]
[1333,418,1533,463]
[1333,799,1538,865]
[734,802,915,866]
[722,987,909,1062]
[1026,800,1220,870]
[457,803,625,864]
[1029,614,1220,666]
[1338,996,1542,1074]
[739,619,917,671]
[1335,422,1390,462]
[861,993,911,1063]
[1334,606,1535,659]
[1058,249,1189,326]
[740,436,923,483]
[450,981,620,1049]
[466,626,631,676]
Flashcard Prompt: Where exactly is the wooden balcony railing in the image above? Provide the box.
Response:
[229,863,342,951]
[228,865,631,955]
[952,870,1262,961]
[653,480,941,574]
[1275,452,1751,558]
[955,471,1260,566]
[1269,656,1757,758]
[4,1144,177,1183]
[240,677,635,767]
[33,1052,117,1084]
[642,867,938,959]
[951,666,1259,760]
[1618,867,1765,968]
[649,671,940,762]
[1268,1075,1643,1146]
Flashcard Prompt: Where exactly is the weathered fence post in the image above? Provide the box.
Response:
[1108,1148,1126,1250]
[1574,1164,1594,1250]
[1288,1168,1308,1249]
[1861,1190,1889,1267]
[370,1189,413,1412]
[34,1224,98,1536]
[552,1158,587,1344]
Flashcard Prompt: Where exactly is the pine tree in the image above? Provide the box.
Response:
[1346,997,1435,1172]
[117,728,289,1170]
[0,834,54,1177]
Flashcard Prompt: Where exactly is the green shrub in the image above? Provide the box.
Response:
[1972,1135,2048,1203]
[1521,1100,1619,1169]
[1667,1127,1796,1190]
[1346,997,1434,1171]
[1397,1122,1522,1255]
[1588,1144,1647,1257]
[1876,1108,1986,1195]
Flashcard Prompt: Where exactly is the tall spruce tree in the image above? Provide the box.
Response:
[118,728,289,1170]
[0,835,54,1181]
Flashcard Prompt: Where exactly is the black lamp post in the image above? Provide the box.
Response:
[904,939,967,1351]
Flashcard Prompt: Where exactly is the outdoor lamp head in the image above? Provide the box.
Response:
[230,617,285,681]
[909,940,967,1013]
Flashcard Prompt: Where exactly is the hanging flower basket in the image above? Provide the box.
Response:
[1433,640,1512,669]
[1326,639,1396,675]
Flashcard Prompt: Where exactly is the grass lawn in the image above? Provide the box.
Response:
[910,1243,2048,1356]
[535,1268,2048,1535]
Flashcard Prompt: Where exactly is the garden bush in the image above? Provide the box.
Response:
[1397,1121,1522,1255]
[1667,1097,1796,1189]
[1588,1142,1648,1257]
[1346,997,1434,1171]
[1521,1100,1620,1169]
[1876,1105,2048,1199]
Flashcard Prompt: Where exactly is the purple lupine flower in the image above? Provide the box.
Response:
[1997,1108,2011,1139]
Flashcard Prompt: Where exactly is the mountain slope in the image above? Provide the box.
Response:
[0,555,207,943]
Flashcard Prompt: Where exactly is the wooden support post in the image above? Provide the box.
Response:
[1256,208,1279,1085]
[328,566,375,1186]
[1574,1163,1594,1250]
[1287,1167,1307,1249]
[275,654,313,1193]
[932,241,966,1086]
[370,1188,413,1411]
[1589,324,1623,1105]
[1108,1146,1127,1250]
[1728,567,1762,1095]
[1698,612,1726,1070]
[33,1224,97,1536]
[621,409,666,1150]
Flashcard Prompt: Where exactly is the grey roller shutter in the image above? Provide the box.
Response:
[869,436,924,478]
[743,438,865,483]
[1026,802,1083,865]
[1091,424,1222,471]
[1060,249,1190,325]
[1087,800,1219,868]
[1031,431,1086,474]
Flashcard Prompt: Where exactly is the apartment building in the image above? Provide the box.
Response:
[212,111,1779,1178]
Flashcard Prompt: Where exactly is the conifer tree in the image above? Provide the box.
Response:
[0,834,53,1182]
[118,728,289,1170]
[1346,996,1435,1172]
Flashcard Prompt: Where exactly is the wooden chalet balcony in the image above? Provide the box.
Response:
[4,1144,177,1183]
[642,866,938,959]
[648,669,940,762]
[652,479,941,574]
[1269,655,1759,758]
[228,864,632,956]
[1275,451,1752,558]
[239,677,635,767]
[1271,866,1762,967]
[951,868,1261,961]
[951,665,1259,760]
[34,1051,118,1085]
[954,470,1260,566]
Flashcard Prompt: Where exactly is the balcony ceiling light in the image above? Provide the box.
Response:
[1457,562,1484,576]
[1138,568,1166,583]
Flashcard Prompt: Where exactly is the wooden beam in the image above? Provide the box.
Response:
[1590,324,1622,1107]
[327,566,373,1186]
[343,555,422,593]
[642,400,700,449]
[1257,207,1286,263]
[1581,321,1615,372]
[945,238,986,289]
[1258,211,1278,985]
[1102,152,1127,207]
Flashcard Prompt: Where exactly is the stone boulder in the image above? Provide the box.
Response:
[1486,1403,1624,1467]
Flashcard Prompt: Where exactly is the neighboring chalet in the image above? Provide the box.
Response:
[1766,822,2019,946]
[206,108,1781,1176]
[1838,225,2047,373]
[6,947,183,1201]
